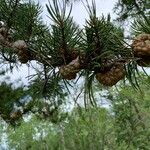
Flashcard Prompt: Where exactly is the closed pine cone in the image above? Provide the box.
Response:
[13,40,28,51]
[17,49,30,63]
[96,64,125,86]
[13,40,30,63]
[132,33,150,57]
[59,57,81,80]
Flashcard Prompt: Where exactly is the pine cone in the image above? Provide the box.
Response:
[13,40,28,50]
[18,58,29,64]
[68,50,79,60]
[96,64,125,86]
[0,27,7,37]
[59,57,81,80]
[16,47,31,63]
[132,33,150,57]
[137,57,150,67]
[13,40,30,63]
[10,110,22,120]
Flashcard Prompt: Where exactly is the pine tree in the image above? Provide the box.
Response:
[0,0,149,122]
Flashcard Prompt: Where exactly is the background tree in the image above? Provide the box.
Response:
[0,74,150,149]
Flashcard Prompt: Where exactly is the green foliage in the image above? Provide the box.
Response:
[114,0,149,22]
[6,107,116,150]
[132,16,150,35]
[0,0,149,106]
[45,0,83,64]
[28,69,67,100]
[8,115,56,150]
[108,75,150,149]
[0,0,150,149]
[1,76,150,149]
[0,0,44,40]
[61,107,116,150]
[0,71,68,124]
[0,81,25,123]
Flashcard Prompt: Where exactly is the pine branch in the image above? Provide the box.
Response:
[132,0,149,24]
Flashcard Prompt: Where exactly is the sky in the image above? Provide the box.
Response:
[3,0,118,86]
[40,0,118,26]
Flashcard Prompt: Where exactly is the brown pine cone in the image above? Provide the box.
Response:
[132,33,150,57]
[96,64,125,86]
[18,54,29,63]
[59,57,81,80]
[13,40,28,51]
[17,48,30,63]
[13,40,31,63]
